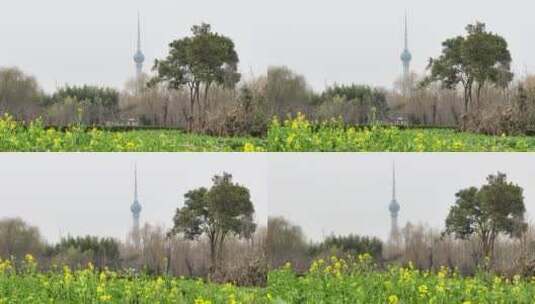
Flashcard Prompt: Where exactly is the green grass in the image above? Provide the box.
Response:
[2,113,535,152]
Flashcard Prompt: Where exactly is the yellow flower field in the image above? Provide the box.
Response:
[268,254,535,303]
[1,113,535,152]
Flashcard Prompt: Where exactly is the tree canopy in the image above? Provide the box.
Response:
[444,172,526,261]
[49,85,119,108]
[424,22,513,113]
[321,84,388,122]
[46,235,121,269]
[308,234,383,259]
[170,172,255,272]
[152,23,240,130]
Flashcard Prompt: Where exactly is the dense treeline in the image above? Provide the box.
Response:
[267,217,385,272]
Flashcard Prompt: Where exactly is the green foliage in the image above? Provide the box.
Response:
[0,258,267,303]
[0,114,261,151]
[308,234,383,259]
[321,84,388,122]
[171,173,256,271]
[445,172,527,259]
[153,23,240,91]
[262,113,535,152]
[49,85,119,108]
[4,114,535,151]
[46,236,121,269]
[152,23,240,129]
[424,22,513,112]
[269,255,535,303]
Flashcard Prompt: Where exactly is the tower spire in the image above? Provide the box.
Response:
[130,163,142,248]
[400,12,413,96]
[388,161,401,247]
[133,12,145,79]
[137,12,141,52]
[392,161,396,201]
[134,163,138,200]
[404,12,408,51]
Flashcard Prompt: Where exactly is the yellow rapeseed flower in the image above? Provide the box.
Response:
[243,142,256,152]
[388,295,399,304]
[418,284,428,297]
[99,294,112,302]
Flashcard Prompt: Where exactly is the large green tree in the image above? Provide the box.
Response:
[424,22,513,113]
[152,23,241,130]
[444,172,526,261]
[170,173,255,272]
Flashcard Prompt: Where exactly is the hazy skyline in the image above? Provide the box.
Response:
[2,0,534,93]
[268,153,535,242]
[0,153,269,243]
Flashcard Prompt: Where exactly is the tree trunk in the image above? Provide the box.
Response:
[463,86,470,114]
[194,83,201,130]
[476,83,484,111]
[165,239,172,275]
[209,237,217,274]
[217,233,226,273]
[188,86,195,131]
[202,83,211,131]
[163,97,169,127]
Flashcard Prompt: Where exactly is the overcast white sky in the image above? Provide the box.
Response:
[269,153,535,242]
[1,0,534,93]
[0,153,268,244]
[2,153,535,244]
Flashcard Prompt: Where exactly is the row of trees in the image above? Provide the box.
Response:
[267,216,384,272]
[0,218,121,270]
[0,69,120,126]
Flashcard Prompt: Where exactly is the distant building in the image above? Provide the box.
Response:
[400,13,412,96]
[133,13,145,80]
[389,162,401,246]
[130,164,142,248]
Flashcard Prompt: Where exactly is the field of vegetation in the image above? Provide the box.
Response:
[0,114,261,152]
[268,254,535,304]
[2,114,535,152]
[6,254,535,303]
[0,255,267,303]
